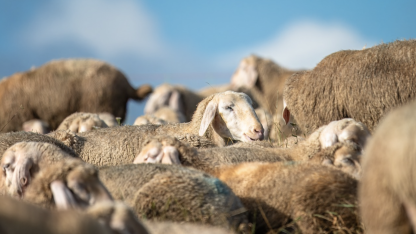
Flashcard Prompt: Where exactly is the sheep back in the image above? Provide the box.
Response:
[284,40,416,133]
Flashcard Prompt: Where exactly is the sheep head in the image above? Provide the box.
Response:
[24,158,113,210]
[1,142,48,197]
[230,55,259,90]
[133,137,181,165]
[144,84,185,115]
[199,91,264,143]
[57,112,108,133]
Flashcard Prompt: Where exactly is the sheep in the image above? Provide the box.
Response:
[134,133,363,180]
[230,55,300,115]
[57,112,108,133]
[134,118,368,178]
[98,163,248,232]
[88,200,238,234]
[0,58,152,132]
[22,157,113,210]
[0,195,113,234]
[359,100,416,233]
[0,142,77,197]
[144,83,203,121]
[283,40,416,133]
[22,119,50,134]
[214,162,361,234]
[144,83,262,122]
[44,91,263,167]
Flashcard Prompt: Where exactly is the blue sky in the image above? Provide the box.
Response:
[1,0,415,123]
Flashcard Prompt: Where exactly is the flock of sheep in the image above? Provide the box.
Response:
[0,39,415,234]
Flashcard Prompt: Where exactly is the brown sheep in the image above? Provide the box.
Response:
[0,59,152,132]
[215,162,361,234]
[359,100,416,233]
[283,40,416,133]
[231,55,301,115]
[98,163,248,232]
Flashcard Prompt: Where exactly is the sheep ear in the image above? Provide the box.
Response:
[169,90,185,114]
[50,180,77,210]
[199,101,217,136]
[231,63,258,89]
[283,106,290,125]
[14,158,32,192]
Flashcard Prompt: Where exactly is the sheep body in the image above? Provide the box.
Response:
[284,40,416,132]
[98,163,248,230]
[359,100,416,233]
[0,59,152,132]
[215,162,360,234]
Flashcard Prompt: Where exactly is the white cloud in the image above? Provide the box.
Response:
[21,0,167,58]
[217,20,377,70]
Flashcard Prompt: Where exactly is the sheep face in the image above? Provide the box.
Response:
[230,56,259,90]
[1,143,43,197]
[58,113,108,133]
[133,138,181,165]
[52,164,113,209]
[200,91,264,142]
[144,84,184,115]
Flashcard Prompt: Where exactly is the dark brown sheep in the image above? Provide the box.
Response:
[0,59,152,132]
[283,40,416,133]
[359,100,416,233]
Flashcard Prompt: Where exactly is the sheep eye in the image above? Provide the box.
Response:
[226,106,233,111]
[341,158,354,166]
[2,164,9,171]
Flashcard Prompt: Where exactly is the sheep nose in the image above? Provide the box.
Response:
[252,128,264,140]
